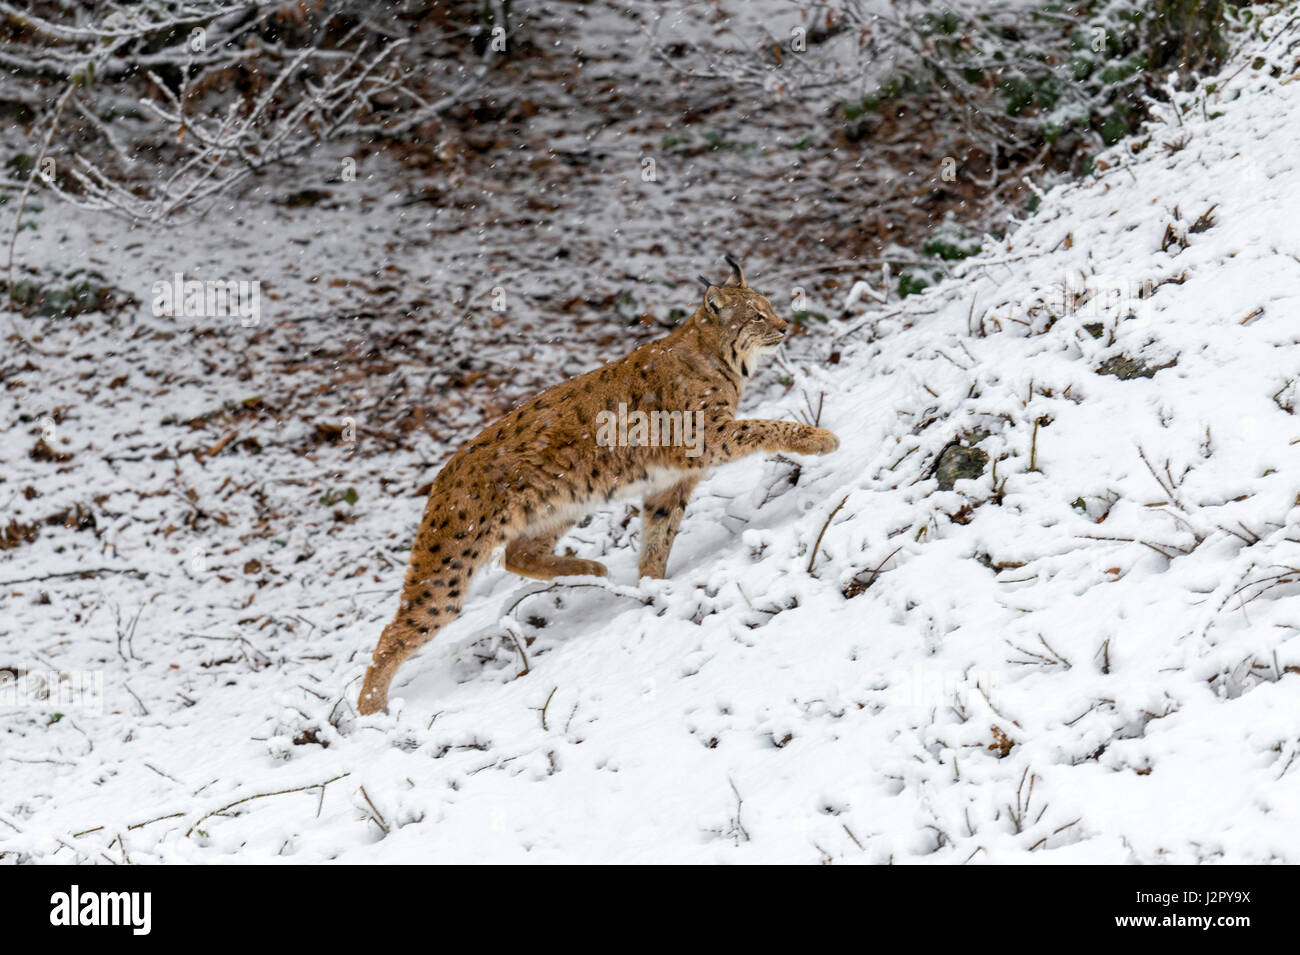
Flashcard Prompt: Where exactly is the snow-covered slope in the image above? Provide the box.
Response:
[5,10,1300,864]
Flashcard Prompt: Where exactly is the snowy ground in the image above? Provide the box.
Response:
[4,7,1300,863]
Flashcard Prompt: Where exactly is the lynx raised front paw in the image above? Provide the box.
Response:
[787,425,840,456]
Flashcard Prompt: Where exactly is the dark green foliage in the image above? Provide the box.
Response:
[898,270,935,298]
[5,267,130,318]
[1146,0,1230,72]
[846,1,1233,162]
[320,487,360,507]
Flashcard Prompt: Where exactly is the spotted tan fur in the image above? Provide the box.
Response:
[357,257,839,713]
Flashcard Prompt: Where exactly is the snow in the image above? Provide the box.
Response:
[4,7,1300,864]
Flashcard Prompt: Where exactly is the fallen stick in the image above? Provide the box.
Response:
[185,773,351,837]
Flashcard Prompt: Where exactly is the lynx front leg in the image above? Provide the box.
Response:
[505,524,608,580]
[639,475,700,579]
[707,419,839,466]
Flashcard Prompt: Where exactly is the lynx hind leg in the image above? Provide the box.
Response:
[639,475,700,580]
[358,503,495,714]
[358,609,459,715]
[505,523,607,580]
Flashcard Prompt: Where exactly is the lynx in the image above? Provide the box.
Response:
[357,256,839,714]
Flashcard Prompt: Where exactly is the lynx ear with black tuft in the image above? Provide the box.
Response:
[723,253,746,288]
[702,285,722,316]
[697,274,713,291]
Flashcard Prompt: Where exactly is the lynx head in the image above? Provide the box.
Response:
[692,254,788,376]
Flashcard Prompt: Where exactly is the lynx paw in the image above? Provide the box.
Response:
[788,426,840,456]
[356,674,388,715]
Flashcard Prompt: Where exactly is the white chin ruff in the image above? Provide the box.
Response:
[745,344,780,374]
